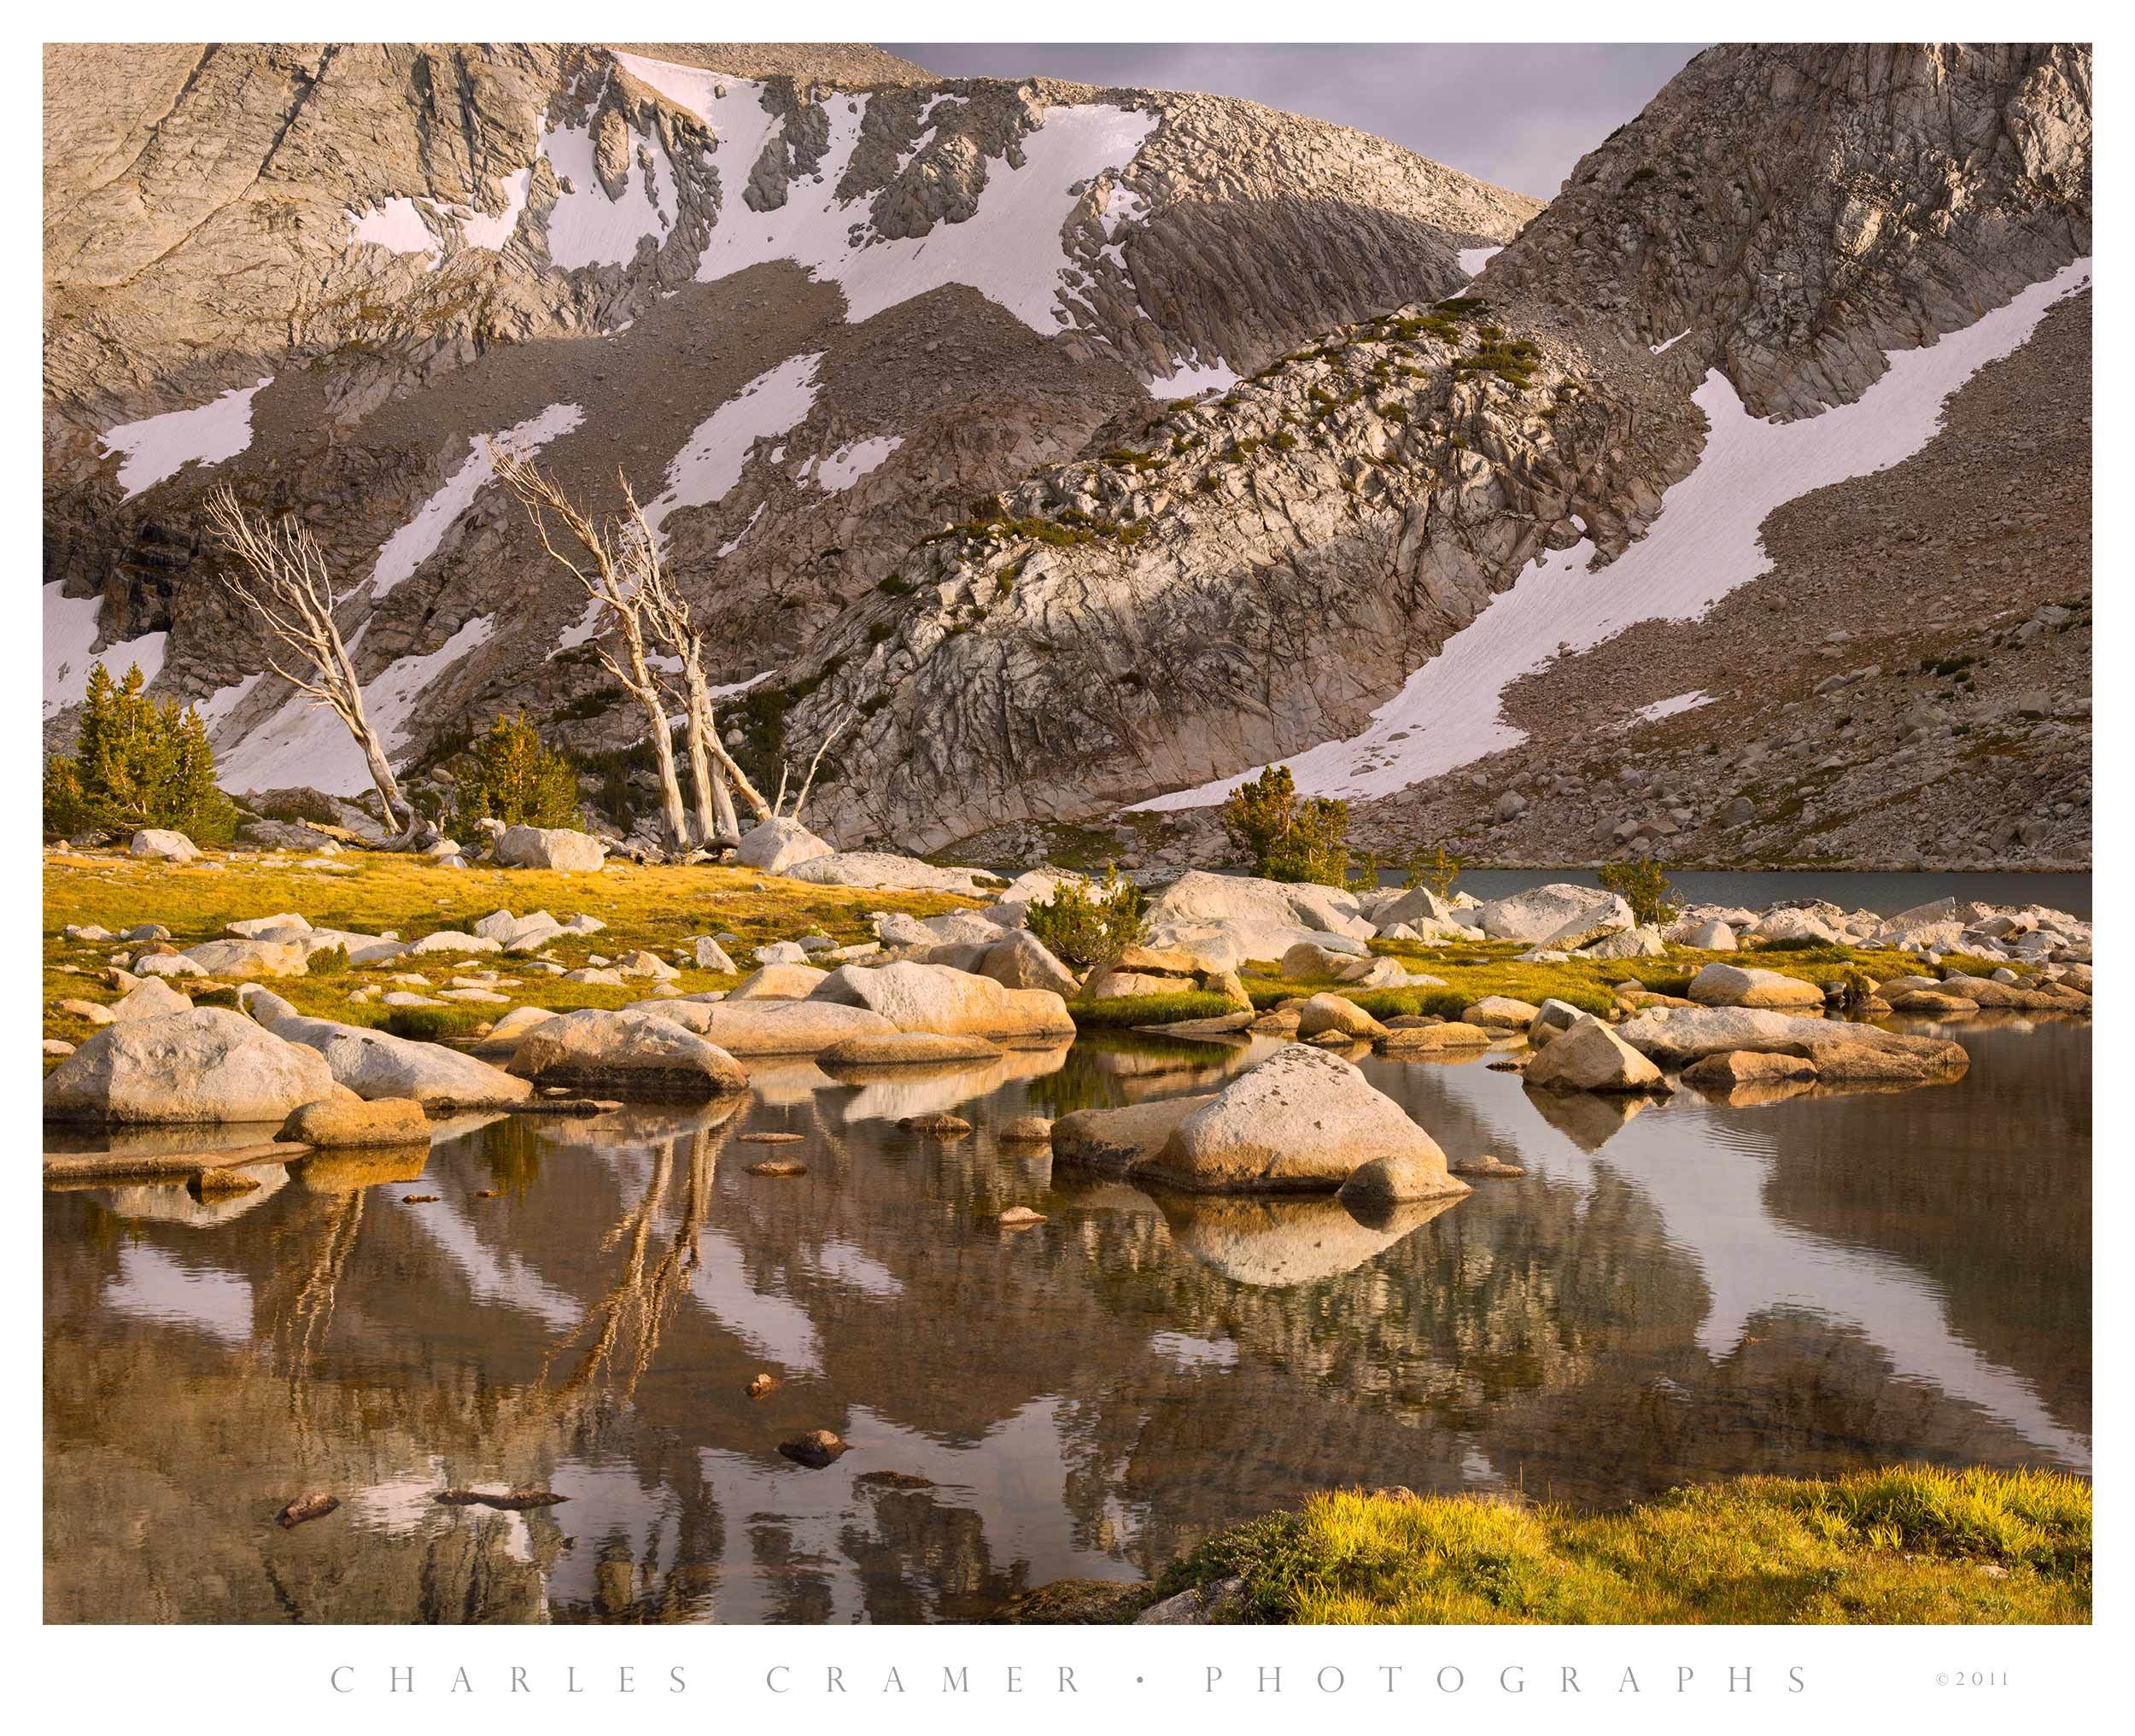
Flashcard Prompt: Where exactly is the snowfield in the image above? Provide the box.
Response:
[611,53,1158,336]
[44,584,168,716]
[1138,255,2093,812]
[806,435,904,492]
[99,377,272,499]
[539,108,679,271]
[641,352,824,538]
[214,617,497,794]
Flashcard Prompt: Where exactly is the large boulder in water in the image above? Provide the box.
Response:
[1050,1096,1216,1178]
[638,997,899,1055]
[44,1008,336,1124]
[279,1090,431,1147]
[810,961,1074,1038]
[247,991,533,1108]
[507,1009,748,1097]
[492,825,606,872]
[1138,1043,1465,1196]
[733,816,834,874]
[1617,1004,1967,1079]
[1522,1014,1664,1092]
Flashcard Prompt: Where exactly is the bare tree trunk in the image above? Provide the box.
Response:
[202,488,418,844]
[487,447,693,854]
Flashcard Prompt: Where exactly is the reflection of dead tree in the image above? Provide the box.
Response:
[541,1134,713,1414]
[202,488,417,841]
[263,1188,367,1444]
[488,447,693,851]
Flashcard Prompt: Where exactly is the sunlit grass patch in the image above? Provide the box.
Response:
[1145,1467,2091,1625]
[42,849,979,1035]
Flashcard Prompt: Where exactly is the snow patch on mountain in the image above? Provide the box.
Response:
[1139,255,2093,810]
[371,402,584,598]
[1457,245,1501,277]
[348,197,440,265]
[624,52,1155,335]
[455,168,532,252]
[1149,352,1238,398]
[100,377,272,499]
[44,583,169,716]
[641,352,823,536]
[1630,690,1713,725]
[539,113,678,270]
[807,435,904,492]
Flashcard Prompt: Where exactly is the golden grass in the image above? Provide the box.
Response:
[41,846,978,1049]
[1149,1466,2091,1625]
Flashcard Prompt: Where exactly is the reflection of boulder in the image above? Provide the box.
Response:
[42,1119,286,1159]
[1155,1190,1462,1287]
[834,1043,1071,1125]
[1524,1085,1658,1151]
[100,1162,290,1225]
[1688,1078,1817,1110]
[297,1145,432,1193]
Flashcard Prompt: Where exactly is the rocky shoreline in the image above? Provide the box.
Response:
[44,821,2091,1195]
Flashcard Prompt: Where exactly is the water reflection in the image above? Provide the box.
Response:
[44,1017,2089,1623]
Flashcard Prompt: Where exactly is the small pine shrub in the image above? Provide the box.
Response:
[448,710,582,845]
[43,662,237,843]
[1405,847,1461,901]
[1218,765,1352,887]
[1598,856,1680,927]
[306,944,351,977]
[1026,865,1147,970]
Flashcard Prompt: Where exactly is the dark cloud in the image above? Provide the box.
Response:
[880,43,1705,198]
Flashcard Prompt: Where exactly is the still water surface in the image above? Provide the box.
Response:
[44,1009,2089,1623]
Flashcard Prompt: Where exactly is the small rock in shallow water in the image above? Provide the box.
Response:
[779,1429,849,1468]
[275,1492,340,1529]
[746,1160,808,1178]
[434,1488,567,1510]
[997,1115,1053,1143]
[1452,1154,1527,1178]
[997,1206,1046,1227]
[737,1130,804,1143]
[747,1373,781,1400]
[855,1470,935,1490]
[899,1112,972,1138]
[401,1194,439,1204]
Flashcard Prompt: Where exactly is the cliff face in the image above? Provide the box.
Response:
[42,42,1537,801]
[783,43,2091,864]
[43,44,2091,868]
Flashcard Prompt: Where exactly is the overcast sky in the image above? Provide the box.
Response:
[881,44,1704,198]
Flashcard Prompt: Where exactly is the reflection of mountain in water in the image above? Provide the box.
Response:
[44,1020,2089,1622]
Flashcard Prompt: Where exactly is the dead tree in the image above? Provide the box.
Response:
[202,488,416,839]
[630,523,775,846]
[488,447,692,852]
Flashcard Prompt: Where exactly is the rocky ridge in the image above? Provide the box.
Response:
[790,42,2091,866]
[44,42,1536,804]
